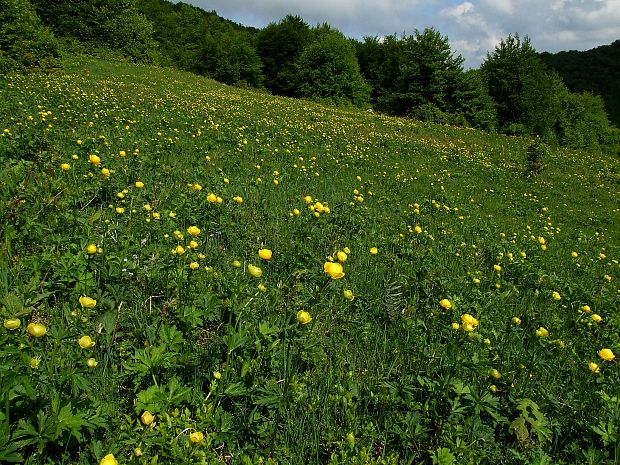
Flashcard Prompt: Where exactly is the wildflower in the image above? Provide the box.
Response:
[87,358,98,368]
[89,154,101,166]
[589,362,600,373]
[29,357,41,369]
[60,163,70,171]
[79,296,97,309]
[472,278,481,285]
[119,150,126,157]
[152,212,160,219]
[174,245,185,255]
[135,181,144,188]
[297,310,313,325]
[580,305,591,313]
[101,168,110,177]
[451,322,460,330]
[141,411,154,426]
[489,368,502,379]
[258,283,267,292]
[86,244,98,254]
[343,289,355,301]
[439,299,452,310]
[233,196,243,204]
[189,240,198,249]
[78,335,96,349]
[192,183,202,191]
[168,211,176,218]
[3,318,21,330]
[27,322,47,337]
[461,313,479,332]
[232,260,241,268]
[369,247,378,255]
[292,208,300,216]
[258,249,272,260]
[187,226,201,237]
[189,431,204,443]
[189,262,200,270]
[213,371,222,380]
[538,237,546,245]
[591,314,602,323]
[207,193,217,203]
[535,326,549,337]
[512,316,522,326]
[552,291,561,301]
[324,261,345,279]
[414,225,423,234]
[304,195,313,204]
[571,251,578,258]
[337,251,347,262]
[134,448,142,457]
[489,385,498,393]
[598,348,615,361]
[100,454,118,465]
[115,207,124,214]
[493,264,502,272]
[248,264,262,278]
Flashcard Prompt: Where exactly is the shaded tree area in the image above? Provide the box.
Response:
[136,0,263,86]
[31,0,157,62]
[0,0,60,72]
[540,41,620,128]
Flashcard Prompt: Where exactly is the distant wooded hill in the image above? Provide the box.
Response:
[539,40,620,127]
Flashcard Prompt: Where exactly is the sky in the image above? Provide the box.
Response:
[177,0,620,68]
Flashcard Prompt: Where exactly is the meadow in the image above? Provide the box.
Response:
[1,57,619,465]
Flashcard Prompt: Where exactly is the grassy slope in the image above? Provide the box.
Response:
[1,57,619,464]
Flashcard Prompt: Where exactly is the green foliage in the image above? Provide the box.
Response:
[257,15,311,96]
[0,0,60,72]
[201,30,263,87]
[295,29,371,107]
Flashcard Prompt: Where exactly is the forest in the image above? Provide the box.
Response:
[0,0,618,152]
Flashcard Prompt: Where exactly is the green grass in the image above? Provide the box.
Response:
[1,56,619,465]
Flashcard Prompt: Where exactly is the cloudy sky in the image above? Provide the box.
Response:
[177,0,620,68]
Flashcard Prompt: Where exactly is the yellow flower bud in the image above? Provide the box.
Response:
[258,249,272,260]
[3,318,21,330]
[140,411,154,426]
[78,335,96,349]
[27,322,47,337]
[189,431,204,443]
[248,264,262,278]
[297,310,313,325]
[79,296,97,309]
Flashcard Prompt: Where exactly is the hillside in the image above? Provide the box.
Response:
[1,57,619,464]
[539,40,620,127]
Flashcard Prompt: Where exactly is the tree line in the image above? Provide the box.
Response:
[1,0,617,154]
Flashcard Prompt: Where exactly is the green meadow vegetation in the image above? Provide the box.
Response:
[1,56,619,464]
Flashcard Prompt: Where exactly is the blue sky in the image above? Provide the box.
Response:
[176,0,620,68]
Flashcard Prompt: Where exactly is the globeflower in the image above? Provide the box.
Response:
[369,247,378,255]
[189,262,199,270]
[27,322,47,337]
[323,261,345,279]
[99,454,118,465]
[187,225,201,237]
[598,348,615,362]
[140,411,154,426]
[552,291,561,301]
[297,310,313,324]
[248,264,262,278]
[60,163,70,171]
[79,295,97,309]
[135,181,144,188]
[86,244,98,254]
[461,313,479,332]
[89,154,101,166]
[343,289,355,301]
[189,431,204,443]
[439,299,452,310]
[337,251,348,263]
[3,318,21,330]
[258,249,272,260]
[589,362,600,373]
[87,358,98,368]
[78,335,95,349]
[535,326,549,337]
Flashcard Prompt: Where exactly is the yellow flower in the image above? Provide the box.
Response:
[27,322,47,337]
[304,195,313,204]
[189,431,204,443]
[29,356,40,369]
[439,299,452,310]
[100,168,110,177]
[343,247,351,254]
[141,411,154,426]
[461,314,479,332]
[207,193,217,203]
[79,295,97,309]
[598,348,615,361]
[297,310,313,325]
[135,181,144,188]
[337,251,348,263]
[87,358,98,368]
[580,305,591,313]
[414,225,423,234]
[187,225,201,237]
[174,245,186,255]
[538,236,546,245]
[189,261,200,270]
[324,261,345,279]
[512,316,522,326]
[233,196,243,204]
[3,318,21,330]
[258,249,273,260]
[489,368,502,379]
[86,243,98,254]
[536,326,549,337]
[292,208,300,216]
[89,154,101,166]
[119,150,126,157]
[60,163,70,171]
[248,264,262,278]
[343,289,355,301]
[115,207,124,214]
[369,247,378,255]
[99,454,119,465]
[493,264,502,272]
[232,260,241,268]
[134,448,143,457]
[192,182,202,191]
[591,314,602,323]
[451,322,460,330]
[571,251,578,258]
[152,212,161,219]
[78,335,96,349]
[552,291,561,301]
[589,362,600,373]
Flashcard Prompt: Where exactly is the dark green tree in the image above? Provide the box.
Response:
[201,30,263,87]
[257,15,311,96]
[480,34,561,138]
[0,0,59,72]
[294,28,370,107]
